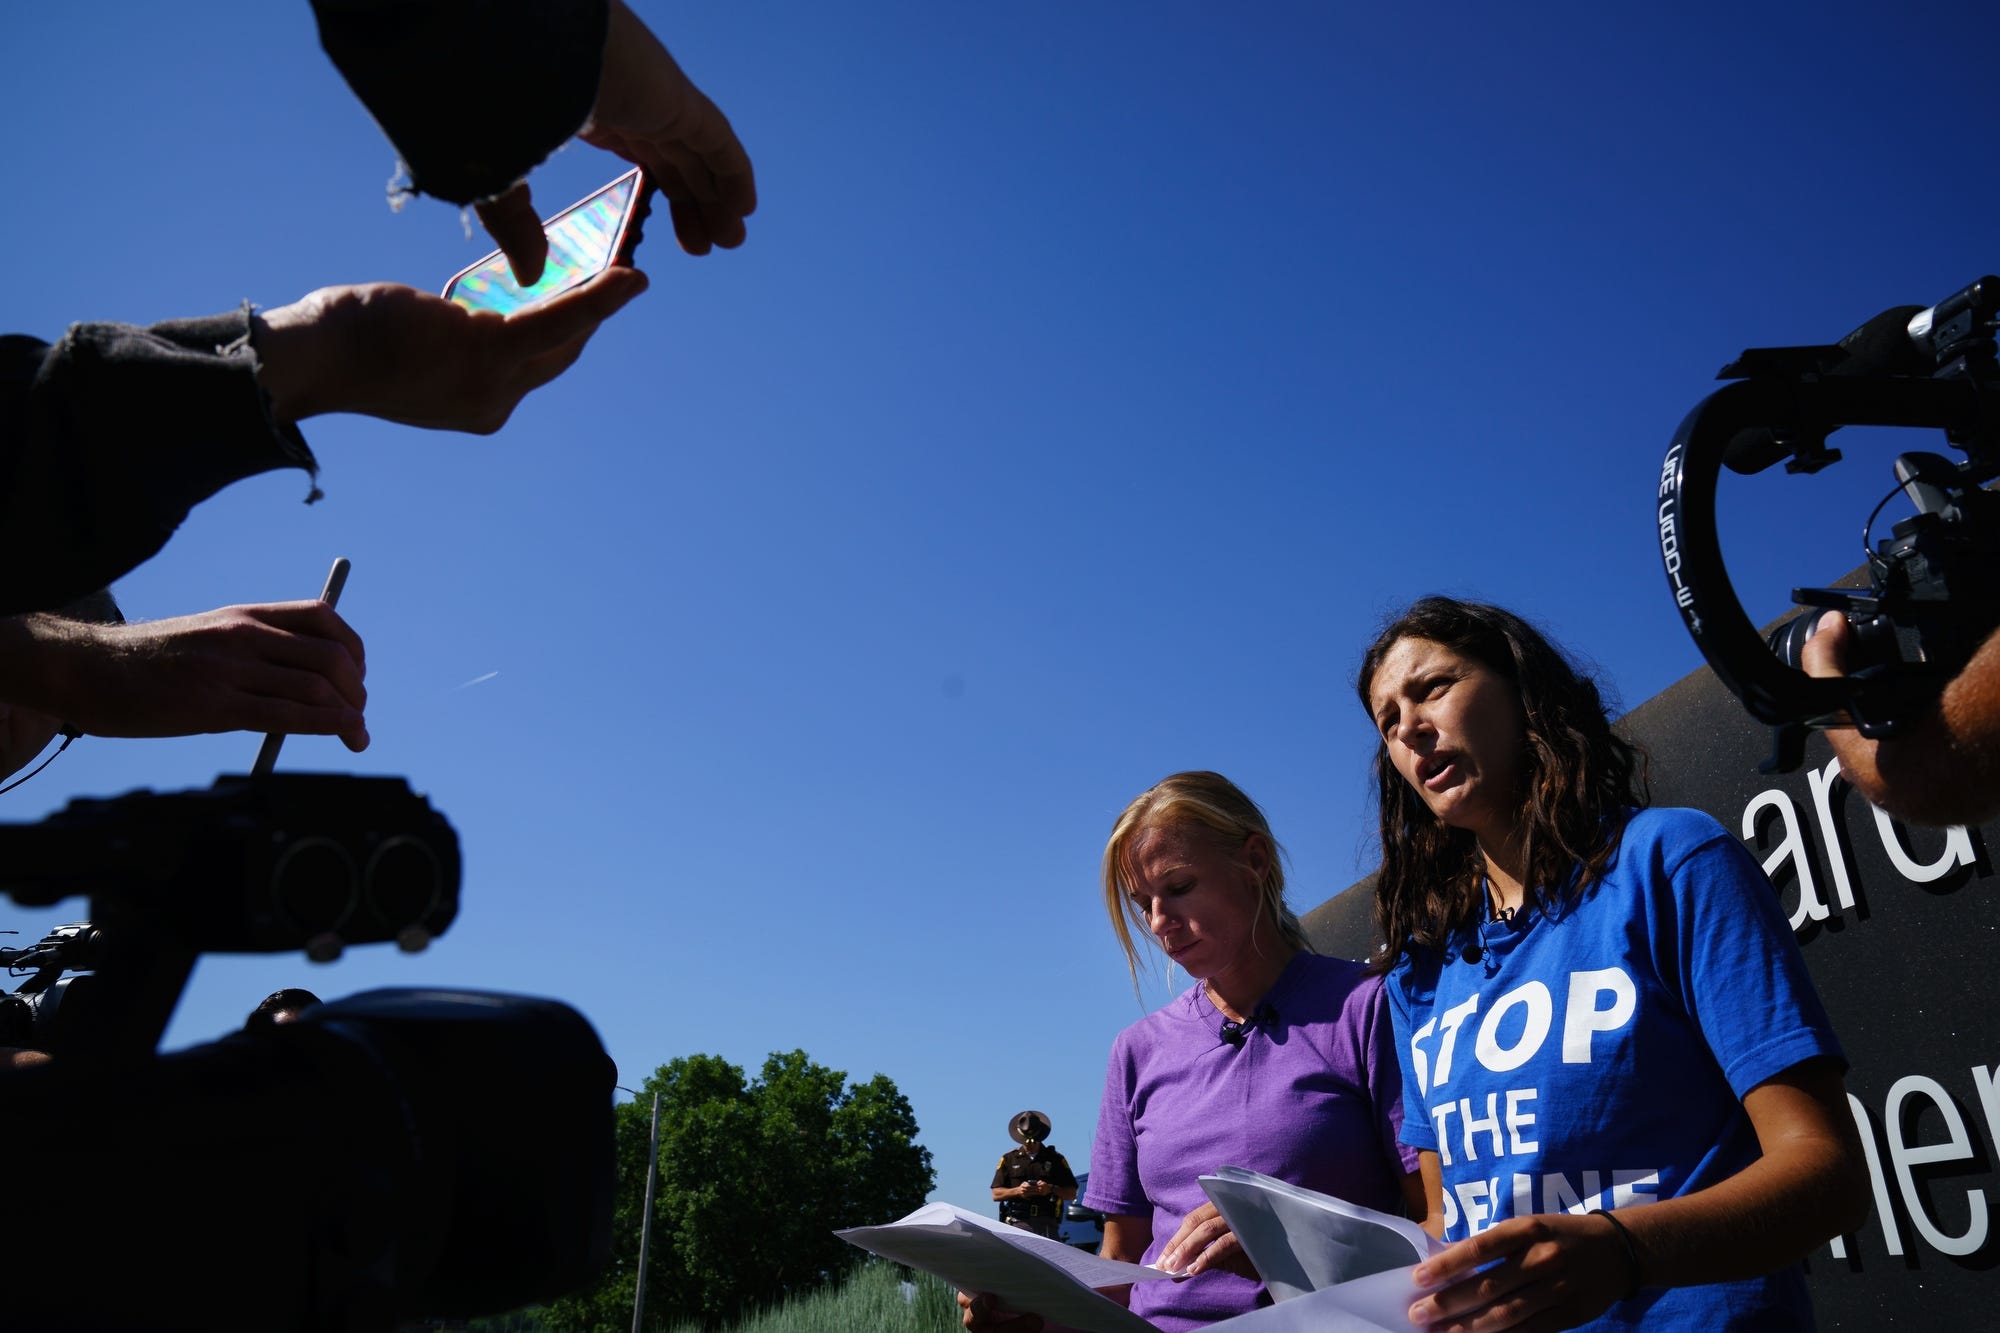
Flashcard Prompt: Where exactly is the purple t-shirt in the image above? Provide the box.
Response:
[1082,951,1418,1332]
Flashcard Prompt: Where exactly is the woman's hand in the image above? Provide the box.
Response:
[1158,1202,1257,1280]
[255,271,648,434]
[956,1290,1043,1332]
[1406,1212,1633,1333]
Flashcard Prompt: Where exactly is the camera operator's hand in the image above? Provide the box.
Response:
[254,271,647,434]
[1801,610,2000,827]
[0,603,368,751]
[473,0,755,281]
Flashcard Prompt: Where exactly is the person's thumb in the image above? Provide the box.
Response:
[476,183,549,287]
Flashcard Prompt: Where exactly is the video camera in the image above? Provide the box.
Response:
[1656,275,2000,772]
[0,773,616,1331]
[0,919,110,1049]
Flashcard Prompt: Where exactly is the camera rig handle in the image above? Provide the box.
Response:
[1658,369,1991,771]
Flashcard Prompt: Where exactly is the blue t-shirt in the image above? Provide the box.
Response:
[1386,807,1843,1330]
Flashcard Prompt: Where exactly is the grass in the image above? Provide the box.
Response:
[664,1262,961,1333]
[449,1261,963,1333]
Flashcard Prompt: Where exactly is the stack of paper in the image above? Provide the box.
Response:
[834,1203,1166,1333]
[835,1171,1445,1332]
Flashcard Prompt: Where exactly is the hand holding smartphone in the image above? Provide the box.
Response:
[444,168,655,315]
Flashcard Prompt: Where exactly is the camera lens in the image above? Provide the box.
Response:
[366,835,442,932]
[1767,610,1902,671]
[1767,613,1820,668]
[272,837,357,935]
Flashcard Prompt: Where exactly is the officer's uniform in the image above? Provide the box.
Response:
[992,1109,1077,1239]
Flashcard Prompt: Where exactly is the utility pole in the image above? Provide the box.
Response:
[632,1089,662,1333]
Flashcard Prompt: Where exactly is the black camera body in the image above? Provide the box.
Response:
[1657,276,2000,771]
[0,920,108,1049]
[0,774,616,1330]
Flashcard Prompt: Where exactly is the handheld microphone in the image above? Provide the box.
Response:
[1721,303,1929,475]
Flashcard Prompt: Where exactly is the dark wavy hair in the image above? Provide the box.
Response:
[1355,597,1648,972]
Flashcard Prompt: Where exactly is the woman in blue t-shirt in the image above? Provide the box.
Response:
[1357,596,1865,1331]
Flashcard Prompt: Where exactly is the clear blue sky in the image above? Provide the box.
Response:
[4,1,1996,1218]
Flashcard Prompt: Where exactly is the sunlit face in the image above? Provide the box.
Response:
[1366,636,1526,843]
[1122,822,1271,982]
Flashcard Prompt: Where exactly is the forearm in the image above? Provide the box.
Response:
[1607,1069,1865,1290]
[1100,1215,1150,1263]
[1409,1159,1445,1237]
[311,0,605,205]
[0,316,313,616]
[0,615,95,717]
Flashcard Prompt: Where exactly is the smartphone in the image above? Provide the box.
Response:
[443,167,654,315]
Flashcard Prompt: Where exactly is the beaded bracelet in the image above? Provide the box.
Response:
[1589,1207,1642,1299]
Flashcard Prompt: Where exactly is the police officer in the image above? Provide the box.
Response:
[990,1109,1077,1239]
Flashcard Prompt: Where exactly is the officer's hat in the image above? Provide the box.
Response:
[1009,1109,1052,1144]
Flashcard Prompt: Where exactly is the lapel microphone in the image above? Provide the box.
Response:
[1461,906,1517,967]
[1219,1003,1278,1050]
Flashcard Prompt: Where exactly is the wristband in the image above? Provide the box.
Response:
[1589,1208,1642,1298]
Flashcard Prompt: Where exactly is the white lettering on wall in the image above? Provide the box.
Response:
[1870,809,1976,884]
[1806,757,1859,912]
[1744,786,1828,928]
[1884,1075,1989,1258]
[1972,1065,2000,1162]
[1740,762,1980,936]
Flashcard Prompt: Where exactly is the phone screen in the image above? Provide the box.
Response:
[443,168,651,315]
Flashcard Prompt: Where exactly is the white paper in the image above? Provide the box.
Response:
[835,1202,1171,1333]
[1197,1269,1427,1331]
[1199,1166,1445,1303]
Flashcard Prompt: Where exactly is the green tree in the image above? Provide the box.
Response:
[543,1051,934,1332]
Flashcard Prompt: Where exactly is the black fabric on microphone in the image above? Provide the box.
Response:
[1219,1003,1281,1050]
[1834,304,1933,378]
[1460,943,1483,964]
[1722,303,1929,475]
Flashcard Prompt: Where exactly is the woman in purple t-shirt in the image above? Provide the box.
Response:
[961,771,1422,1333]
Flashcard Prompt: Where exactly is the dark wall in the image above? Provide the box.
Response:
[1304,644,2000,1331]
